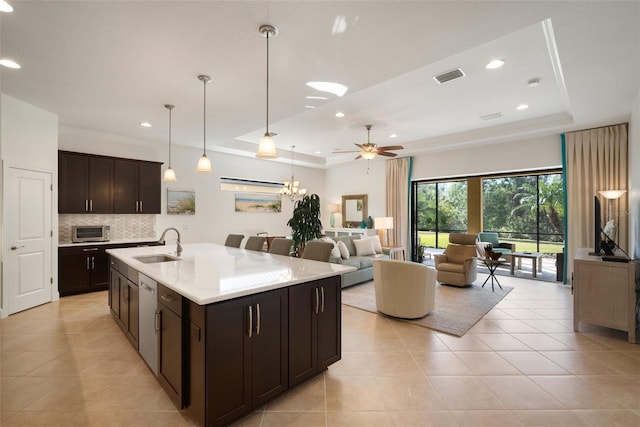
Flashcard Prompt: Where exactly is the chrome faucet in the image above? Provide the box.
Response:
[158,227,182,257]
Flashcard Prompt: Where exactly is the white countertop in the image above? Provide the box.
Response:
[106,243,356,305]
[59,238,160,248]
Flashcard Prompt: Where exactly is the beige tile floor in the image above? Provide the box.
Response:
[2,274,640,426]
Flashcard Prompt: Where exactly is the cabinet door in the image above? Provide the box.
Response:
[58,152,89,213]
[91,251,110,290]
[138,162,161,213]
[288,281,318,387]
[109,267,120,318]
[251,289,288,406]
[158,301,183,408]
[88,156,114,213]
[58,250,91,296]
[206,296,252,426]
[118,271,129,328]
[316,277,341,369]
[114,159,139,213]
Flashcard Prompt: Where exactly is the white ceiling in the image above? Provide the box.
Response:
[1,1,638,168]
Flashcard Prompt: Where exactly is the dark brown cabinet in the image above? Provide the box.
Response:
[58,151,114,213]
[189,288,288,427]
[157,284,186,409]
[58,150,161,214]
[288,276,341,387]
[114,159,161,214]
[109,260,139,348]
[58,246,110,296]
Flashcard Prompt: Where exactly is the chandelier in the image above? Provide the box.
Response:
[280,146,307,201]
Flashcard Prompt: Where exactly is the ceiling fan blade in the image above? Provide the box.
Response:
[354,143,363,148]
[332,150,360,154]
[354,154,363,160]
[377,145,403,151]
[378,151,398,157]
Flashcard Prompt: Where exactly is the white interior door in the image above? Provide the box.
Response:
[4,167,53,315]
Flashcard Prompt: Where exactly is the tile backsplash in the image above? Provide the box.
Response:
[59,214,156,243]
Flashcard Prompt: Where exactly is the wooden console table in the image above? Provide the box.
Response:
[573,248,637,343]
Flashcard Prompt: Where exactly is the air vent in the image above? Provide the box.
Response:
[480,112,503,121]
[433,68,465,84]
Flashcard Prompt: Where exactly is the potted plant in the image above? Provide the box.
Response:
[287,193,322,255]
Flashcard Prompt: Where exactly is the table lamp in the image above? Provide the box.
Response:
[329,203,340,227]
[374,217,394,247]
[598,189,626,242]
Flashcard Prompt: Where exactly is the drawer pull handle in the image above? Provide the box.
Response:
[160,294,174,303]
[83,248,99,252]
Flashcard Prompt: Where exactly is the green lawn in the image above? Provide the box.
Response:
[418,232,563,254]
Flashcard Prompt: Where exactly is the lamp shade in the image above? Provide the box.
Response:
[329,203,340,213]
[163,167,177,182]
[333,212,343,227]
[196,154,212,173]
[256,135,277,158]
[598,190,626,200]
[374,217,394,230]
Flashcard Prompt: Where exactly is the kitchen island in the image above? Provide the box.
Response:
[106,243,355,427]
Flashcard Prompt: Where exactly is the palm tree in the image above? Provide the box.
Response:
[511,175,564,237]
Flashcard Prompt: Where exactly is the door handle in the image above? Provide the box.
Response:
[139,200,143,212]
[86,257,90,270]
[136,201,139,212]
[91,256,95,269]
[10,245,24,251]
[89,199,93,212]
[256,303,261,335]
[247,305,253,338]
[315,288,319,314]
[320,287,325,313]
[85,199,89,212]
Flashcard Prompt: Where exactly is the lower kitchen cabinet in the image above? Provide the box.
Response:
[157,284,186,409]
[288,276,341,387]
[59,246,109,296]
[109,262,139,348]
[189,288,288,427]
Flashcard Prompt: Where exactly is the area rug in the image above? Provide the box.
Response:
[341,281,513,337]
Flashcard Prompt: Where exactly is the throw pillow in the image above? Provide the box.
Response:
[320,237,341,258]
[337,240,350,259]
[353,237,376,256]
[367,236,383,254]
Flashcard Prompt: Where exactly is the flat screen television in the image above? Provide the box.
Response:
[592,195,602,255]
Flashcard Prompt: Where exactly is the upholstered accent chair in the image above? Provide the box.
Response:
[433,233,478,287]
[268,238,293,256]
[301,241,334,262]
[224,234,244,248]
[477,232,515,257]
[373,259,436,319]
[244,236,266,251]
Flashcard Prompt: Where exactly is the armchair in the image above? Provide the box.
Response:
[477,232,515,259]
[433,233,478,287]
[373,259,436,319]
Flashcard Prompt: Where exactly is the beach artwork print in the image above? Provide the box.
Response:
[235,193,282,213]
[167,189,196,215]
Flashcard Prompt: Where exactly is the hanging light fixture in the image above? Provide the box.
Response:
[196,74,212,173]
[280,145,307,201]
[256,24,278,159]
[162,104,177,182]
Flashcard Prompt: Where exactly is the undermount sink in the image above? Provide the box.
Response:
[134,254,180,264]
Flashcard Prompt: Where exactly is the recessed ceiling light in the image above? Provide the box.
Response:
[315,151,322,154]
[305,96,328,100]
[0,58,20,69]
[139,122,152,127]
[0,1,13,13]
[485,59,505,70]
[306,81,348,97]
[305,105,316,109]
[527,78,540,87]
[335,112,345,118]
[516,104,529,110]
[389,134,397,138]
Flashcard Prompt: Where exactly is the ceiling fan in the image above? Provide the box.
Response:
[333,125,403,160]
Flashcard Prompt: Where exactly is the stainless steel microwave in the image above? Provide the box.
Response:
[72,225,110,243]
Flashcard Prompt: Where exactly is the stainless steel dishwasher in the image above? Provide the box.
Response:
[138,273,158,375]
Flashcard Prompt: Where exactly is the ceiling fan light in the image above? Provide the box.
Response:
[196,154,212,173]
[256,134,278,158]
[163,167,177,182]
[361,151,377,160]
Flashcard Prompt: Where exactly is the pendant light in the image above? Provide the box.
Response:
[256,24,278,159]
[162,104,177,182]
[196,74,212,173]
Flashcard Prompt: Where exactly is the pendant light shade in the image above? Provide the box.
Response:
[162,104,177,182]
[197,74,213,173]
[256,24,279,159]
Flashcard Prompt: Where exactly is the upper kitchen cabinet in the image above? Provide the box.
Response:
[114,159,162,214]
[58,151,114,213]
